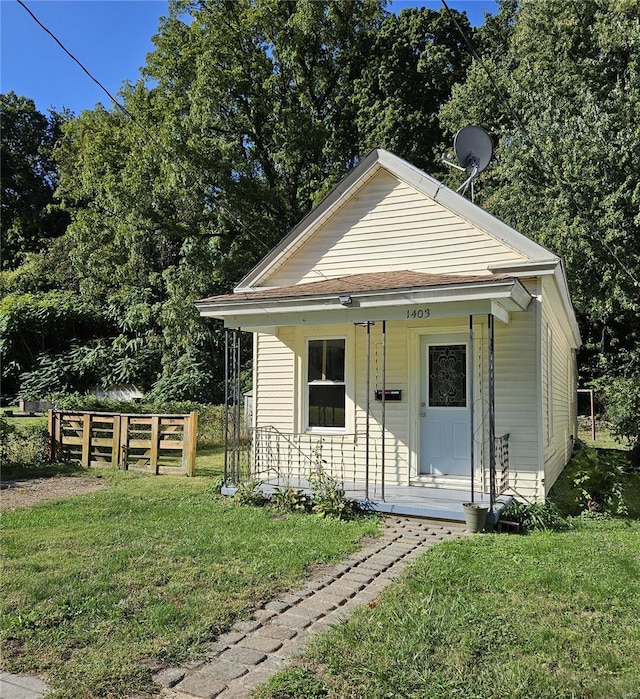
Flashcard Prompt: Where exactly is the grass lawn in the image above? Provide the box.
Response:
[257,435,640,699]
[0,468,380,698]
[256,519,640,699]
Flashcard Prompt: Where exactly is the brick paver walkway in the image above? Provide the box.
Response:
[155,516,467,699]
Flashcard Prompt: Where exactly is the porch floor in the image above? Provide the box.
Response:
[223,477,511,523]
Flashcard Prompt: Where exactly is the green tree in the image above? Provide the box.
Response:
[0,92,70,269]
[4,0,478,403]
[440,0,640,448]
[355,7,474,174]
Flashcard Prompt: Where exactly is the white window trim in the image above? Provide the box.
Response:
[306,335,347,434]
[295,327,355,435]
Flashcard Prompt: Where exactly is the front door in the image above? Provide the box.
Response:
[420,335,470,475]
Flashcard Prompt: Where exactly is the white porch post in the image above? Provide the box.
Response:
[365,321,372,500]
[224,328,230,484]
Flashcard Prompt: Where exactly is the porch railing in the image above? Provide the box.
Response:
[225,426,374,489]
[494,433,510,495]
[226,426,511,498]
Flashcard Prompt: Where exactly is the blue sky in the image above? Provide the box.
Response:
[1,0,498,116]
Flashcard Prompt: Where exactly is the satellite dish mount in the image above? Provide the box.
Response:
[442,126,493,202]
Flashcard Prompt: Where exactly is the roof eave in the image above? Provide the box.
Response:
[196,278,531,321]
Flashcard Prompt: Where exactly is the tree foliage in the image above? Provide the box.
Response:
[2,0,474,403]
[0,92,70,269]
[440,0,640,444]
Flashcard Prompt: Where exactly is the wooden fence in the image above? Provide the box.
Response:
[48,410,198,476]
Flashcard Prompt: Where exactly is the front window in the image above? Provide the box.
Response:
[308,338,345,429]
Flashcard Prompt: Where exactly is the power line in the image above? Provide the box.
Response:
[17,0,270,252]
[440,0,640,289]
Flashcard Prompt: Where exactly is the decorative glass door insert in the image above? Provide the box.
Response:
[428,345,467,408]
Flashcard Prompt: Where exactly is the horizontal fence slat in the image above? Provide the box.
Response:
[90,438,115,447]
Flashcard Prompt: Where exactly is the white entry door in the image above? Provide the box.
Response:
[420,335,470,476]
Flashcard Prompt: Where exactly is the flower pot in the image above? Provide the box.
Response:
[462,502,489,533]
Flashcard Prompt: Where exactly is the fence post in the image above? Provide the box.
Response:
[183,411,198,477]
[48,410,56,462]
[81,413,91,468]
[111,414,120,469]
[150,415,160,474]
[120,415,129,470]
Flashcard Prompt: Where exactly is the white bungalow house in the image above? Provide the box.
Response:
[196,149,580,521]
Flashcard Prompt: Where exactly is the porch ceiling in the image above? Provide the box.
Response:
[195,270,533,328]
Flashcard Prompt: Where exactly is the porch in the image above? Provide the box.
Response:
[221,426,511,523]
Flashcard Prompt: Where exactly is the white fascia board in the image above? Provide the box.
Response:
[197,279,531,326]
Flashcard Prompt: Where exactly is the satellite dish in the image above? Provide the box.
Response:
[454,126,493,174]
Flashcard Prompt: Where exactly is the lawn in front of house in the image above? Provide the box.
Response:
[0,469,380,699]
[256,518,640,699]
[256,436,640,699]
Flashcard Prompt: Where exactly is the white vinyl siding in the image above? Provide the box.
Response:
[254,329,295,432]
[263,171,528,287]
[541,276,576,493]
[490,302,542,501]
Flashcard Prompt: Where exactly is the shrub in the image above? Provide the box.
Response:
[568,446,627,515]
[500,500,567,532]
[309,466,359,520]
[233,478,269,507]
[595,375,640,465]
[0,416,50,469]
[270,486,313,514]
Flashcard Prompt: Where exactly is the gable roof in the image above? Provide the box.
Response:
[196,149,580,347]
[237,149,559,291]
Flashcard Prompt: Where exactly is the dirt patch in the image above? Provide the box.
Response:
[0,476,107,511]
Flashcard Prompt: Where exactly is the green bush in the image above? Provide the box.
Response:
[568,446,627,515]
[595,375,640,468]
[500,500,567,532]
[233,478,269,507]
[270,486,313,514]
[309,466,359,520]
[0,416,49,469]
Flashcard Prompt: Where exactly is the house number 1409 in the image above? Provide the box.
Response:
[406,308,431,319]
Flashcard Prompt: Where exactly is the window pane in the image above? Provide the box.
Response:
[429,345,466,407]
[308,340,324,381]
[309,385,345,428]
[324,339,345,381]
